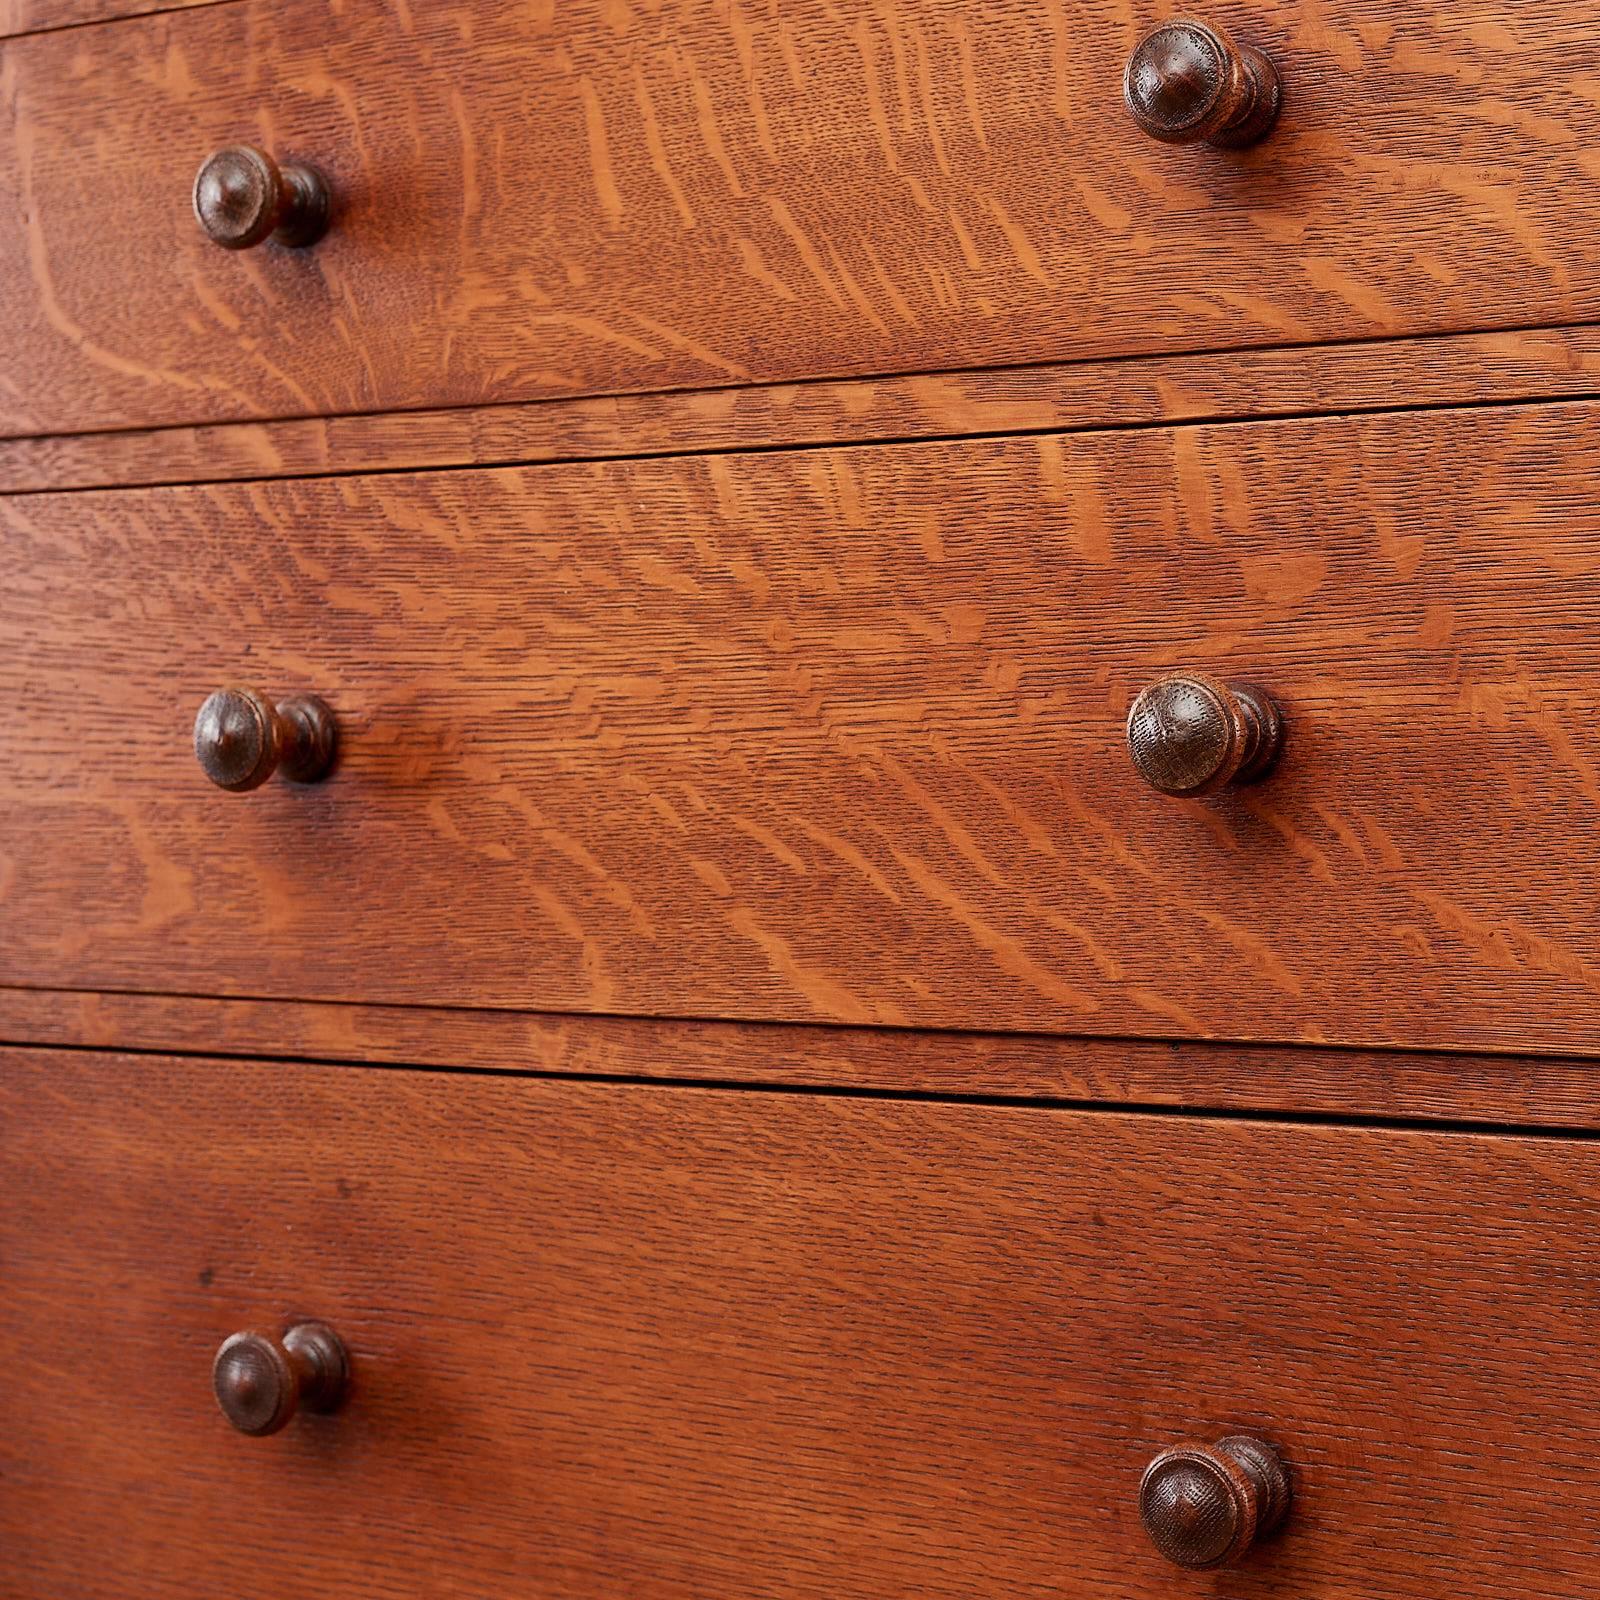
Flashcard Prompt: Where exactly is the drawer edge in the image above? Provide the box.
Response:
[6,321,1600,495]
[5,984,1600,1132]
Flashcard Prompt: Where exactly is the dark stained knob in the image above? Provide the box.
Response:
[213,1322,350,1436]
[194,688,338,792]
[1126,673,1283,797]
[1139,1436,1292,1570]
[194,145,331,250]
[1124,18,1283,148]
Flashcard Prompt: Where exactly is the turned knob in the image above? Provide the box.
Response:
[1139,1436,1292,1570]
[213,1322,350,1436]
[194,688,338,792]
[1124,17,1283,148]
[194,145,331,250]
[1126,672,1283,797]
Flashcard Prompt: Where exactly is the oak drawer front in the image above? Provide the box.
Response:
[2,1044,1593,1599]
[7,401,1600,1053]
[5,1,1600,436]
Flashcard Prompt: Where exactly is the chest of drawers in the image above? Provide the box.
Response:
[5,2,1600,1595]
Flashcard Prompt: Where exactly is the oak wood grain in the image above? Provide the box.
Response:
[0,0,223,42]
[7,0,1600,435]
[8,323,1600,496]
[9,985,1600,1131]
[8,400,1600,1053]
[6,1044,1600,1599]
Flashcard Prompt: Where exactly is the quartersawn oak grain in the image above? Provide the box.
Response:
[8,323,1600,496]
[6,1045,1600,1599]
[7,0,1600,434]
[7,400,1600,1054]
[10,984,1600,1131]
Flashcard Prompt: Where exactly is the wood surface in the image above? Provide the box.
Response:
[0,0,223,42]
[9,322,1600,496]
[7,0,1600,435]
[7,1044,1600,1598]
[11,983,1600,1131]
[9,401,1600,1053]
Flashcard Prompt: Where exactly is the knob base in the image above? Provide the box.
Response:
[1215,1435,1291,1539]
[1229,683,1284,785]
[272,163,332,248]
[282,1320,350,1413]
[276,693,339,783]
[1209,43,1282,149]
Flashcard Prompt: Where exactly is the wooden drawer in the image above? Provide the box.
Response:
[6,0,1600,435]
[2,1043,1594,1598]
[6,400,1600,1054]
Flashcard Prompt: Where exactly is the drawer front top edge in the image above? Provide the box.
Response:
[6,0,1600,433]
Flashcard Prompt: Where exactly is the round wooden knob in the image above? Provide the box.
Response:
[1139,1436,1291,1570]
[1124,18,1283,148]
[213,1322,350,1436]
[194,144,331,250]
[194,688,338,792]
[1126,673,1283,797]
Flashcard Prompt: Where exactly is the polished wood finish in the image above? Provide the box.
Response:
[1127,674,1283,797]
[1124,18,1282,149]
[7,402,1600,1052]
[5,0,1594,1592]
[7,0,1600,435]
[13,984,1600,1131]
[213,1322,349,1436]
[193,689,338,792]
[8,323,1600,497]
[193,146,330,252]
[8,1044,1600,1598]
[1139,1436,1292,1570]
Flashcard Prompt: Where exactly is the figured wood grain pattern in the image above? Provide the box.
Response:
[0,0,224,40]
[8,400,1600,1053]
[10,984,1600,1131]
[9,323,1600,495]
[6,1045,1600,1599]
[8,0,1600,435]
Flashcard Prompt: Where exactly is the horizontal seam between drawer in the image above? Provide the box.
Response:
[0,0,239,43]
[5,978,1597,1072]
[7,308,1600,453]
[4,1029,1598,1143]
[5,385,1600,500]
